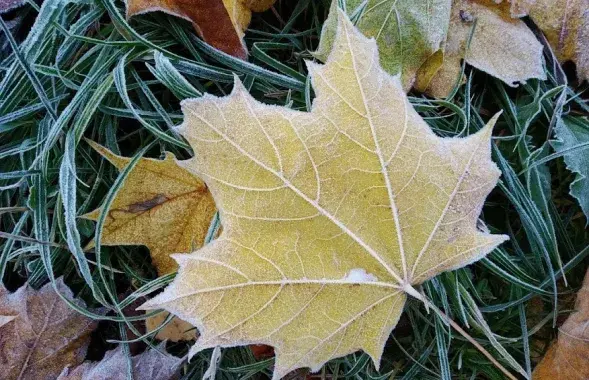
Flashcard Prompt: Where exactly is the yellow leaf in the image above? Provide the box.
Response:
[530,0,589,81]
[0,278,99,379]
[532,269,589,379]
[426,0,546,98]
[142,10,508,378]
[84,140,216,276]
[125,0,275,58]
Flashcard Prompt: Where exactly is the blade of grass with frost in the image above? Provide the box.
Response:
[458,285,527,378]
[59,131,106,304]
[146,51,201,99]
[0,17,57,120]
[492,84,562,281]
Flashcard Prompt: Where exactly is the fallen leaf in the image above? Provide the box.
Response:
[550,116,589,221]
[0,314,16,327]
[84,141,216,341]
[0,0,25,13]
[507,0,536,17]
[532,269,589,379]
[316,0,452,90]
[84,141,216,276]
[142,10,507,379]
[426,0,546,98]
[58,344,181,380]
[125,0,275,58]
[529,0,589,81]
[0,278,99,380]
[251,344,275,359]
[146,311,197,342]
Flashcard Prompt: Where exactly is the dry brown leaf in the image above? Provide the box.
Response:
[0,0,25,13]
[146,311,197,342]
[0,278,99,380]
[125,0,275,58]
[532,269,589,379]
[141,10,508,379]
[426,0,546,98]
[530,0,589,81]
[58,344,181,380]
[84,141,216,276]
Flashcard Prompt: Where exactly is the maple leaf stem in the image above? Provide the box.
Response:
[404,284,518,380]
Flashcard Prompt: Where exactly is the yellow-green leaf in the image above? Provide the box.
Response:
[142,10,507,378]
[426,0,546,98]
[316,0,452,90]
[84,141,216,276]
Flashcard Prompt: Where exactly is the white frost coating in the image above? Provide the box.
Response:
[344,268,378,282]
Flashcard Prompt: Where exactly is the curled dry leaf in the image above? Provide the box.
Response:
[532,269,589,379]
[84,141,215,341]
[58,344,181,380]
[125,0,276,58]
[141,10,507,379]
[530,0,589,82]
[0,278,99,380]
[424,0,546,97]
[316,0,452,90]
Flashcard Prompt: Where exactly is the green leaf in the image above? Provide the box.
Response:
[552,116,589,221]
[316,0,451,90]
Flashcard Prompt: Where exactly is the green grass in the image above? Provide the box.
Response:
[1,0,588,379]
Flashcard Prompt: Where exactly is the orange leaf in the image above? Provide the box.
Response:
[126,0,276,58]
[533,269,589,379]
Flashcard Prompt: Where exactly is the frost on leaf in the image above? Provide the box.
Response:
[551,116,589,221]
[530,0,589,82]
[316,0,452,91]
[317,0,545,98]
[424,0,546,98]
[142,10,508,379]
[0,0,25,13]
[84,141,215,341]
[84,141,216,277]
[58,344,181,380]
[0,278,99,380]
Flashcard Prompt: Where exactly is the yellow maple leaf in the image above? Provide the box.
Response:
[423,0,546,97]
[84,141,216,276]
[142,10,508,378]
[126,0,275,58]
